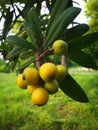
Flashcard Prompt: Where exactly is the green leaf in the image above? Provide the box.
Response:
[25,8,43,48]
[6,46,26,60]
[25,25,40,50]
[19,50,34,60]
[6,35,35,50]
[45,7,81,49]
[2,9,13,38]
[62,24,89,41]
[68,32,98,51]
[36,1,41,15]
[58,74,89,103]
[68,50,97,69]
[17,58,35,73]
[46,0,69,35]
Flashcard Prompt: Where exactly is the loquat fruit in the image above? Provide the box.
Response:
[39,62,58,81]
[52,40,68,55]
[56,64,68,80]
[32,87,49,106]
[16,74,27,89]
[23,67,40,85]
[27,84,40,94]
[44,80,59,94]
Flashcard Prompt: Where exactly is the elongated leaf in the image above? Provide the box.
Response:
[17,58,35,73]
[46,0,69,34]
[68,50,97,69]
[20,50,34,60]
[62,24,89,41]
[6,46,26,60]
[68,32,98,51]
[26,8,43,47]
[6,36,35,50]
[36,1,41,15]
[58,74,89,103]
[2,9,13,38]
[45,7,81,49]
[25,25,40,50]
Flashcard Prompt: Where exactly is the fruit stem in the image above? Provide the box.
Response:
[36,48,53,61]
[36,53,41,69]
[40,48,53,58]
[61,55,66,65]
[36,48,54,69]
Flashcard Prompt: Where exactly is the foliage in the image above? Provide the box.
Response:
[0,0,98,103]
[0,58,11,73]
[83,0,98,63]
[84,0,98,32]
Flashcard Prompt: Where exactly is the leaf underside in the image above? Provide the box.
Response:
[58,74,89,103]
[68,32,98,51]
[68,50,97,69]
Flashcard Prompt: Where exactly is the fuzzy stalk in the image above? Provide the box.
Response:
[61,55,66,66]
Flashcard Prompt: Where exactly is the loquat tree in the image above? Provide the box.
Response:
[83,0,98,64]
[1,0,98,105]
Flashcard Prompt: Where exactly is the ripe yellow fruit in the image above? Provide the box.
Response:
[16,74,27,89]
[56,65,68,80]
[27,84,39,94]
[23,67,40,85]
[39,62,58,81]
[32,87,49,106]
[52,40,68,55]
[44,80,59,94]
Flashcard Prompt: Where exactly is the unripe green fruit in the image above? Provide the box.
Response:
[44,80,59,94]
[52,40,68,55]
[56,65,68,80]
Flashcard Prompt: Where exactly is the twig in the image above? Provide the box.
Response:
[61,55,66,65]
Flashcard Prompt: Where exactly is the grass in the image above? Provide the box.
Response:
[0,68,98,130]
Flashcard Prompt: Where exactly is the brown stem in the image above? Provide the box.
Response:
[61,55,66,65]
[36,48,54,61]
[36,48,54,69]
[36,53,41,69]
[40,48,53,58]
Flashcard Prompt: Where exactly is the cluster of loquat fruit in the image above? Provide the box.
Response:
[16,40,68,106]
